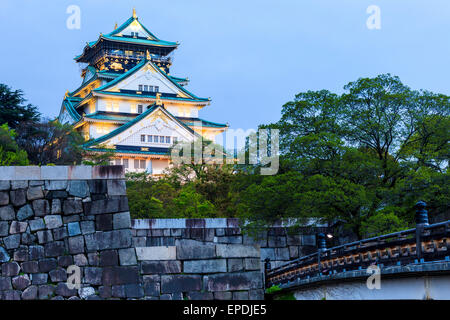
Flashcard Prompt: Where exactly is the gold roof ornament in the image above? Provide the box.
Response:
[64,90,70,98]
[156,93,162,106]
[146,50,151,60]
[114,22,118,30]
[132,8,137,19]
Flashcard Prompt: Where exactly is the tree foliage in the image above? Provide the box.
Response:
[0,84,40,129]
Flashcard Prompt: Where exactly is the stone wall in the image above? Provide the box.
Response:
[0,166,264,300]
[131,219,328,270]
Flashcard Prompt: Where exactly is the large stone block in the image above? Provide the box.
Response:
[205,272,263,292]
[67,180,89,198]
[100,250,118,266]
[102,266,139,285]
[32,200,50,217]
[135,246,176,261]
[84,198,121,215]
[0,246,10,262]
[9,221,28,234]
[67,222,81,237]
[37,230,53,244]
[21,232,37,245]
[29,245,44,260]
[113,212,131,230]
[2,262,20,277]
[13,246,28,261]
[0,191,9,205]
[49,268,67,282]
[0,205,15,220]
[63,199,83,215]
[161,275,202,293]
[107,179,127,196]
[21,285,38,300]
[0,221,9,236]
[216,244,260,258]
[227,258,244,272]
[84,229,132,251]
[176,239,216,260]
[184,259,227,274]
[22,261,39,273]
[51,199,61,214]
[4,234,21,249]
[38,284,55,299]
[268,236,287,248]
[38,258,57,273]
[96,214,113,231]
[29,218,45,232]
[17,204,34,221]
[27,186,44,201]
[41,167,68,181]
[143,279,160,296]
[44,215,63,229]
[68,236,85,254]
[87,180,107,194]
[55,283,78,297]
[124,283,144,298]
[53,226,68,241]
[118,248,137,266]
[44,241,66,257]
[29,274,48,290]
[80,221,95,234]
[0,180,10,191]
[0,277,12,291]
[84,267,102,285]
[244,258,261,271]
[140,261,182,274]
[10,189,26,206]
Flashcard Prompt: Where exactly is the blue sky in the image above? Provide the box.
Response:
[1,0,450,133]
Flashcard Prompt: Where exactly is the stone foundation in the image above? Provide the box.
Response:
[0,166,264,300]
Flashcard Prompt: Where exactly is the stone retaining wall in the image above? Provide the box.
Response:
[0,166,264,300]
[131,219,328,270]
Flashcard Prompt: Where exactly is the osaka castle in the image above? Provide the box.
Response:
[59,9,228,175]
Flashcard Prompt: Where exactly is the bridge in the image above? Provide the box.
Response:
[265,201,450,300]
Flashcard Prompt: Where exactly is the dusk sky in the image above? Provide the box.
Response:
[1,0,450,134]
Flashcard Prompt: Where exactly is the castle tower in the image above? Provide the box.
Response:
[59,9,228,175]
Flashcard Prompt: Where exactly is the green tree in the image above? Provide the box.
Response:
[0,84,40,129]
[242,74,449,238]
[0,124,29,165]
[15,119,84,165]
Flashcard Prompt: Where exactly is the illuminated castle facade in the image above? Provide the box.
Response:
[59,9,228,174]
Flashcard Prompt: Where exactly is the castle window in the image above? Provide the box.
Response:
[115,159,121,165]
[147,135,152,142]
[154,136,159,143]
[143,85,148,92]
[141,135,145,142]
[123,159,129,168]
[149,86,154,92]
[165,136,171,143]
[134,159,139,169]
[160,136,165,143]
[140,160,146,169]
[138,105,143,113]
[155,86,159,92]
[138,85,143,91]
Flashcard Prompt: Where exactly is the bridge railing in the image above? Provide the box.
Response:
[265,201,450,288]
